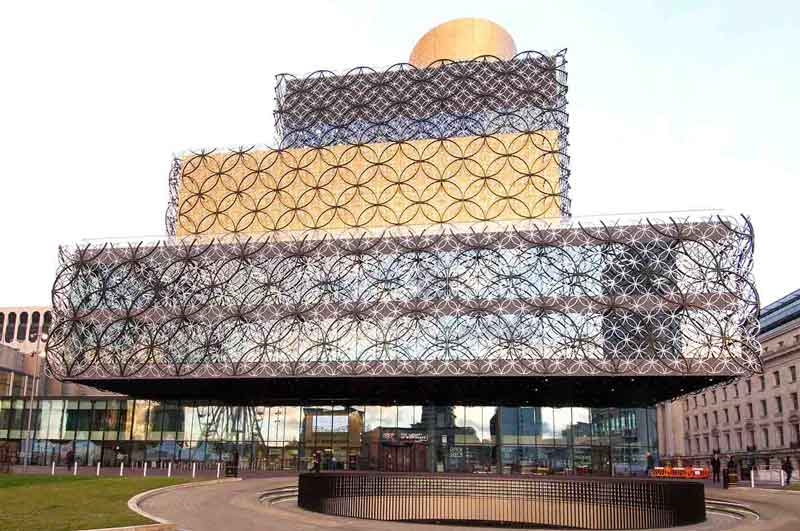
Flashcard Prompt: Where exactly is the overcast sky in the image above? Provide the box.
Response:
[0,0,797,307]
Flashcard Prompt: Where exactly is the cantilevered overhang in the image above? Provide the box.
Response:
[72,375,731,407]
[46,213,760,404]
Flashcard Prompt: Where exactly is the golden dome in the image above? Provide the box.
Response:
[409,18,517,68]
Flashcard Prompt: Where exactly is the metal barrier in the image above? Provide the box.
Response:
[650,466,711,479]
[298,472,705,529]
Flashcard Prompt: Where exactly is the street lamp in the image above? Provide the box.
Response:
[23,332,48,469]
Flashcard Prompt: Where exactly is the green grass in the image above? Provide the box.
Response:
[0,474,193,531]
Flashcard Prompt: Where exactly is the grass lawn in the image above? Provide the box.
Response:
[0,474,193,531]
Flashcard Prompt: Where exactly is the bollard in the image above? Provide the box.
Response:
[750,469,755,488]
[119,462,124,477]
[722,468,729,489]
[216,462,221,479]
[96,462,101,477]
[168,462,172,478]
[781,470,786,487]
[50,461,55,476]
[73,461,78,476]
[143,462,148,477]
[192,462,196,478]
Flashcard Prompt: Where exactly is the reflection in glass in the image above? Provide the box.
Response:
[2,399,659,474]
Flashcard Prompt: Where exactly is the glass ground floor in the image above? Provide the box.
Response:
[0,398,658,476]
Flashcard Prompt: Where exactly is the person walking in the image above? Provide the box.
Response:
[782,457,794,486]
[711,454,721,483]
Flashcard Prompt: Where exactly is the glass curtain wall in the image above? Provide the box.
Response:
[0,399,658,475]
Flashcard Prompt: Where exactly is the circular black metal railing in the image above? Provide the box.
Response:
[298,472,705,529]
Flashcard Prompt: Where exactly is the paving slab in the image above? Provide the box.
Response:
[139,476,800,531]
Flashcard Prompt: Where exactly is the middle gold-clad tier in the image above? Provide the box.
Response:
[176,131,562,236]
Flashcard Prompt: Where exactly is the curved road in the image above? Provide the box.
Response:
[139,476,797,531]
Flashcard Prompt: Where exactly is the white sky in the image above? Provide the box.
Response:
[0,0,797,307]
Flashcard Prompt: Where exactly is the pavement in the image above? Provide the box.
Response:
[136,474,800,531]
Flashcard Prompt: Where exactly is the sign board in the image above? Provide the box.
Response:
[313,415,349,433]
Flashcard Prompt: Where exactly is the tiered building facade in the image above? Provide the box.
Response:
[1,19,762,475]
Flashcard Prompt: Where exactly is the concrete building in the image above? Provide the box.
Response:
[0,306,51,355]
[657,289,800,472]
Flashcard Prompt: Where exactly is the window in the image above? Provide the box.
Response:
[774,371,781,386]
[722,388,727,401]
[684,399,689,412]
[725,433,731,450]
[792,392,799,411]
[693,396,698,408]
[761,399,768,417]
[703,413,708,427]
[685,417,690,431]
[4,312,15,342]
[791,366,798,383]
[712,390,717,404]
[733,383,739,398]
[763,428,770,448]
[778,426,785,447]
[776,396,783,413]
[16,312,28,341]
[747,403,754,418]
[704,436,710,452]
[746,380,752,394]
[0,313,4,341]
[736,432,743,449]
[694,415,699,429]
[28,311,40,342]
[760,375,766,391]
[724,408,730,423]
[42,311,52,335]
[735,405,741,422]
[695,438,701,453]
[713,411,719,425]
[0,370,10,396]
[703,394,708,407]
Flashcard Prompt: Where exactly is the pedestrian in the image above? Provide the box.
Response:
[645,452,655,476]
[782,457,794,485]
[711,454,721,483]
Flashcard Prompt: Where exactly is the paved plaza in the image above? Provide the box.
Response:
[136,475,800,531]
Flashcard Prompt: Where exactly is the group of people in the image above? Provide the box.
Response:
[709,454,794,485]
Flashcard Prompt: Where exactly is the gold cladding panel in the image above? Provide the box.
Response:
[176,131,562,236]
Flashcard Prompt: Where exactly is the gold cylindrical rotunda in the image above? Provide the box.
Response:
[409,18,517,67]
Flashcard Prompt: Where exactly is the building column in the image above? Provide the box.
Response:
[495,407,503,475]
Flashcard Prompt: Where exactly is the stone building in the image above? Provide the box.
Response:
[657,289,800,471]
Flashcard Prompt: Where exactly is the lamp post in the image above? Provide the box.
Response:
[23,332,48,469]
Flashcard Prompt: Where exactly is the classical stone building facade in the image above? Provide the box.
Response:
[657,289,800,471]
